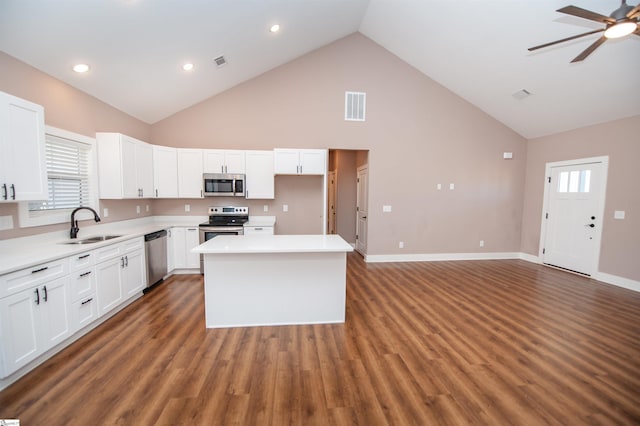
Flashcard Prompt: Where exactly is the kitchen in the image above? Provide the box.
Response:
[1,1,640,424]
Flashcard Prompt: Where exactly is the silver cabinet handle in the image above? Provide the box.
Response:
[125,255,129,267]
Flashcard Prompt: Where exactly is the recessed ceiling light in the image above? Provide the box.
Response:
[73,64,90,73]
[182,63,194,71]
[270,24,280,33]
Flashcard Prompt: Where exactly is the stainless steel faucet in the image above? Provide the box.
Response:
[70,207,101,239]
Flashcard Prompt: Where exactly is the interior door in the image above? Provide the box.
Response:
[542,160,606,275]
[356,166,368,255]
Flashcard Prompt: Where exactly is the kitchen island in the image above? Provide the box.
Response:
[192,234,353,328]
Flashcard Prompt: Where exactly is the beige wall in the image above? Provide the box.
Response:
[521,115,640,281]
[152,33,528,256]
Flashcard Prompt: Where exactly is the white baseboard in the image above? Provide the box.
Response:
[364,252,521,263]
[364,251,639,293]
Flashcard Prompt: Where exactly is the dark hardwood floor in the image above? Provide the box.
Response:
[1,253,639,425]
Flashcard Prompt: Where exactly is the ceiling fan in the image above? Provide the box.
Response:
[528,0,640,62]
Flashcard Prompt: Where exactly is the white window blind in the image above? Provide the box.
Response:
[28,135,93,213]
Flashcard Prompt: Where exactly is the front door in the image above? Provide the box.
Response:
[542,158,607,275]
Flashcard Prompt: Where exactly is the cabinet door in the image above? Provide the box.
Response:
[177,149,203,198]
[167,228,176,272]
[0,287,40,377]
[122,249,145,298]
[274,149,300,174]
[299,149,326,175]
[245,150,274,199]
[153,146,178,198]
[224,150,246,174]
[203,150,225,173]
[39,276,72,349]
[185,227,200,269]
[95,257,123,316]
[0,92,47,202]
[136,141,154,198]
[120,136,139,198]
[172,227,186,268]
[71,295,97,333]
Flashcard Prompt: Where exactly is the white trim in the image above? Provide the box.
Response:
[538,156,609,274]
[592,272,640,293]
[519,252,541,263]
[18,126,99,228]
[364,252,521,263]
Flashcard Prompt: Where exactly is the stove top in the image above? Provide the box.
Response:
[200,206,249,227]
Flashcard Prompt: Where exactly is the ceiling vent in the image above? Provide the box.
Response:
[345,91,366,121]
[512,89,532,100]
[214,55,227,68]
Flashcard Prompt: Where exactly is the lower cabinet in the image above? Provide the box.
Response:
[170,227,200,270]
[95,237,145,316]
[0,275,72,378]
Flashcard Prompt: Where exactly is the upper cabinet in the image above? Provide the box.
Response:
[177,148,203,198]
[274,149,326,175]
[96,133,154,199]
[245,150,274,199]
[203,149,245,174]
[153,145,178,198]
[0,92,47,202]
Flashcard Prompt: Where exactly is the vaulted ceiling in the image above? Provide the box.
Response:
[1,0,638,139]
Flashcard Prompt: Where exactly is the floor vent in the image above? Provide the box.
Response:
[345,91,366,121]
[214,55,227,68]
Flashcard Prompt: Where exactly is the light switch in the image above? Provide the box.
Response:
[103,208,109,218]
[614,210,625,219]
[136,205,140,214]
[437,183,442,191]
[283,204,288,212]
[383,205,392,212]
[449,183,455,190]
[264,205,269,212]
[185,204,191,212]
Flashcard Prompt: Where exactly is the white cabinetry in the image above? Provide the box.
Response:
[96,133,154,199]
[177,149,203,198]
[245,150,274,199]
[170,227,200,270]
[243,225,274,235]
[153,145,178,198]
[0,91,47,202]
[95,238,145,316]
[69,251,97,332]
[203,149,245,174]
[274,149,326,175]
[0,259,71,378]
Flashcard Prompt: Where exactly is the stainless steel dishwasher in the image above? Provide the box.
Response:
[144,229,168,290]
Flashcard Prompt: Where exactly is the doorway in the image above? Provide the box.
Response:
[356,165,368,255]
[540,156,608,276]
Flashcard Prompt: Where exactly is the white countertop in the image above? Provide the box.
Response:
[0,215,205,275]
[244,216,276,227]
[192,234,353,254]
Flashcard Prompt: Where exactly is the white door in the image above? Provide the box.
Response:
[542,159,607,275]
[356,166,368,255]
[328,171,337,234]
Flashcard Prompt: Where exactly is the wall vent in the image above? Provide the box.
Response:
[214,55,227,68]
[345,91,366,121]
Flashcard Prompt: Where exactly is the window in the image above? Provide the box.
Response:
[557,169,591,193]
[19,127,98,227]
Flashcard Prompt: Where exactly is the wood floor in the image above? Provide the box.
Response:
[1,254,639,425]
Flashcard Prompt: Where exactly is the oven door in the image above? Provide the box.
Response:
[199,226,244,273]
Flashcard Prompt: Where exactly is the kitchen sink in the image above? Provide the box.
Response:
[62,235,122,244]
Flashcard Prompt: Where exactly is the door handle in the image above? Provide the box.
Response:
[1,183,6,200]
[585,223,595,228]
[10,184,15,200]
[43,285,48,302]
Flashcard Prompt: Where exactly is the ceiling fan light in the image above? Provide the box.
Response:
[604,21,637,38]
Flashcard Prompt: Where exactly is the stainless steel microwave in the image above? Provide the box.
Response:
[203,173,245,197]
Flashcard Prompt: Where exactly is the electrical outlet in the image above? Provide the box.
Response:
[383,205,392,212]
[450,183,455,190]
[136,205,140,214]
[479,240,484,247]
[399,241,404,249]
[264,205,269,212]
[0,215,14,231]
[283,204,288,212]
[103,208,109,218]
[437,183,442,191]
[185,204,191,212]
[146,205,149,212]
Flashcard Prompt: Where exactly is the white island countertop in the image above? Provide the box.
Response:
[192,234,353,254]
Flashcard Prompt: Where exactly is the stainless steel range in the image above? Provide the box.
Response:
[199,206,249,273]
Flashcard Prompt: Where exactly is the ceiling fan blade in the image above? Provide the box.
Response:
[557,5,615,24]
[528,29,604,51]
[626,4,640,18]
[571,35,607,62]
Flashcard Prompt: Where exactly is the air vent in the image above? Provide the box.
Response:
[345,91,366,121]
[512,89,532,100]
[214,55,227,68]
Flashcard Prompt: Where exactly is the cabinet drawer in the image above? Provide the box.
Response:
[0,258,69,299]
[121,237,144,253]
[243,226,274,235]
[70,268,96,302]
[95,243,122,263]
[69,250,96,272]
[71,294,98,332]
